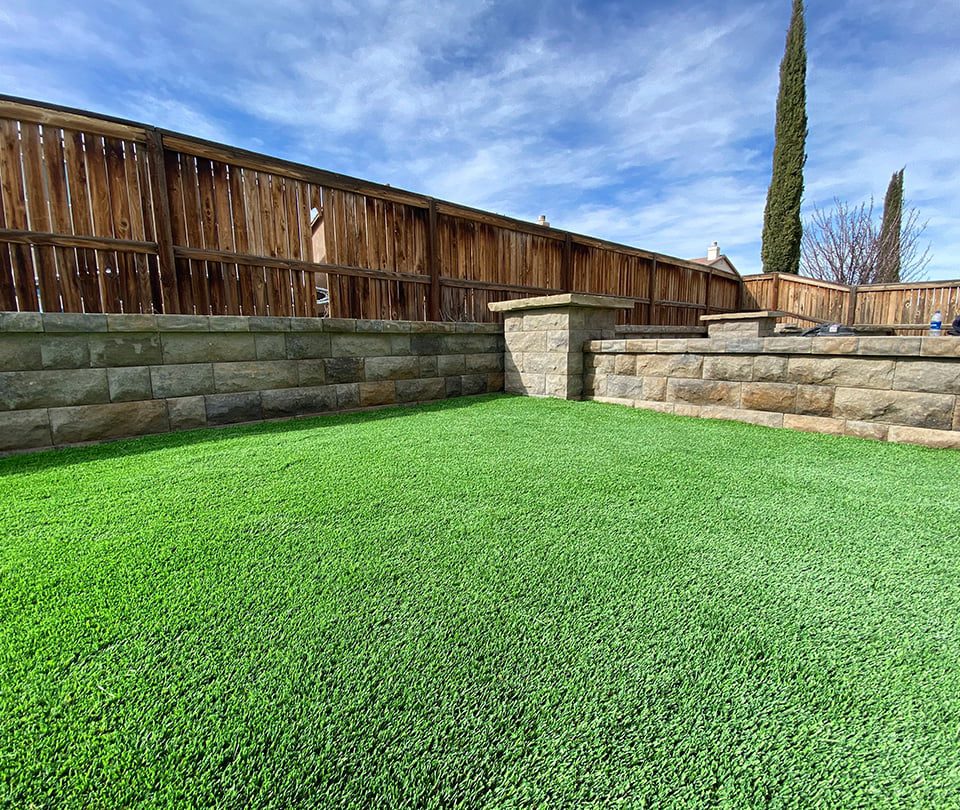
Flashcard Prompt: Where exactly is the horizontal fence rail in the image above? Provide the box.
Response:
[0,95,741,324]
[743,273,960,335]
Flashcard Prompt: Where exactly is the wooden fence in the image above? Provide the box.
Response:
[743,273,960,334]
[0,96,741,324]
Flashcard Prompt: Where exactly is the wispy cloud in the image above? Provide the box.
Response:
[0,0,957,277]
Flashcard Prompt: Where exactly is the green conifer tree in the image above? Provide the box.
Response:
[761,0,808,274]
[878,168,904,282]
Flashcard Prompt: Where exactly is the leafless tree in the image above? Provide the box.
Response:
[800,197,931,284]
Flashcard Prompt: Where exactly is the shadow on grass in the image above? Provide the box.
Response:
[0,393,515,476]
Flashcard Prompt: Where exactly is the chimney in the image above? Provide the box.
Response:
[707,241,720,261]
[537,215,550,227]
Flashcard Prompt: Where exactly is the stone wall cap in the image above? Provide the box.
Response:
[488,293,635,313]
[700,310,786,323]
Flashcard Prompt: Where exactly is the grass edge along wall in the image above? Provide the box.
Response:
[0,95,739,325]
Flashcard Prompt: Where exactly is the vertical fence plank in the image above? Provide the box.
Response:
[0,119,39,310]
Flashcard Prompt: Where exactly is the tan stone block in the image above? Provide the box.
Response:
[921,337,960,357]
[887,425,960,450]
[545,330,569,352]
[522,310,568,331]
[741,382,797,413]
[107,366,152,402]
[763,336,812,353]
[49,400,169,444]
[336,383,360,409]
[0,334,43,371]
[614,354,636,375]
[632,400,675,415]
[0,408,51,451]
[487,372,505,392]
[685,339,714,352]
[782,413,845,436]
[657,339,688,352]
[359,380,396,406]
[753,355,788,382]
[107,313,157,332]
[796,385,834,416]
[606,375,644,399]
[505,330,547,353]
[545,374,574,399]
[844,420,889,441]
[205,392,262,425]
[955,399,960,431]
[262,386,337,417]
[150,364,215,399]
[328,333,388,358]
[673,402,702,417]
[635,353,703,379]
[700,405,784,429]
[503,314,524,332]
[396,377,447,403]
[667,379,739,407]
[833,387,955,430]
[364,355,419,381]
[857,337,922,356]
[40,334,90,369]
[625,339,658,352]
[642,376,667,401]
[893,360,960,394]
[592,353,616,373]
[90,333,162,367]
[583,340,606,352]
[787,357,894,389]
[254,333,286,361]
[811,336,858,354]
[703,355,754,381]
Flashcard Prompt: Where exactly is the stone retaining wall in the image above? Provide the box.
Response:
[585,333,960,449]
[0,313,503,453]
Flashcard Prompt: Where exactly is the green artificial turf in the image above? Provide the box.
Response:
[2,394,960,808]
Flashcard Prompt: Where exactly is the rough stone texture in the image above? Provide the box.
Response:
[888,425,960,449]
[213,360,299,393]
[167,396,207,431]
[635,353,703,379]
[667,379,740,407]
[0,314,506,451]
[364,355,419,381]
[700,405,784,428]
[811,337,859,355]
[752,355,788,382]
[359,380,397,406]
[0,334,43,371]
[0,409,51,451]
[261,386,336,418]
[642,376,667,401]
[397,377,446,402]
[832,387,955,430]
[205,392,263,425]
[162,333,255,364]
[40,335,90,369]
[90,333,163,367]
[741,382,797,413]
[324,357,364,384]
[844,420,889,441]
[606,375,645,400]
[107,366,152,402]
[703,355,754,381]
[921,338,960,358]
[787,357,895,389]
[795,385,834,417]
[49,400,169,444]
[858,337,922,356]
[150,364,215,399]
[893,360,960,394]
[614,354,636,375]
[0,368,108,410]
[782,414,845,436]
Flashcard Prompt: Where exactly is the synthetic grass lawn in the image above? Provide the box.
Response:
[2,396,960,808]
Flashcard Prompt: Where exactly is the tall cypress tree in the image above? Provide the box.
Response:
[761,0,807,275]
[878,168,904,282]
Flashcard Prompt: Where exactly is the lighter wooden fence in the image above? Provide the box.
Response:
[743,273,960,334]
[0,96,741,324]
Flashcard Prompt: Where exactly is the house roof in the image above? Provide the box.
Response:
[688,255,740,275]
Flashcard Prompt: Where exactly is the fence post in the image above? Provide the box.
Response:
[649,257,658,324]
[561,232,572,292]
[144,129,179,313]
[426,198,440,321]
[770,273,781,312]
[704,267,713,316]
[846,284,858,325]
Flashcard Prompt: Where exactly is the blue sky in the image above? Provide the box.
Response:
[2,0,958,278]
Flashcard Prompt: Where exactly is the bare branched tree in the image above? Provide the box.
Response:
[801,197,931,285]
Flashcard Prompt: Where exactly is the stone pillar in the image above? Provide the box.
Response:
[489,293,634,399]
[700,310,785,338]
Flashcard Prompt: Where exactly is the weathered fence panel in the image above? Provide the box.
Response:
[744,273,960,333]
[0,95,741,323]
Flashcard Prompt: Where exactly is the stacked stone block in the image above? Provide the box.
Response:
[490,293,633,399]
[0,313,504,453]
[585,313,960,450]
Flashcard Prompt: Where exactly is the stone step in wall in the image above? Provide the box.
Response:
[0,313,504,453]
